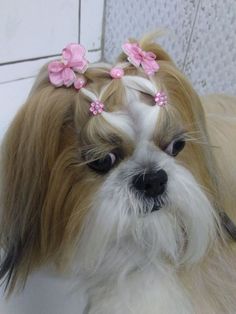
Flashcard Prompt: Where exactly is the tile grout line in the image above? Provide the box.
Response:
[100,0,107,62]
[78,0,81,43]
[0,49,102,85]
[0,49,101,68]
[0,54,61,66]
[182,0,201,72]
[0,76,36,85]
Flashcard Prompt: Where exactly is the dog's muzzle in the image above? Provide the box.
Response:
[132,169,168,212]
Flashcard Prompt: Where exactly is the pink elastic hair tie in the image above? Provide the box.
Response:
[154,91,168,107]
[110,67,124,79]
[89,100,105,116]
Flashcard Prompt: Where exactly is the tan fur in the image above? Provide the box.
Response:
[0,68,128,294]
[0,34,236,312]
[203,94,236,221]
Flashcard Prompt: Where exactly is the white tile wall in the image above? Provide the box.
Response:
[0,78,34,140]
[1,0,235,142]
[103,0,199,68]
[0,0,79,63]
[103,0,236,95]
[183,0,236,95]
[0,0,105,304]
[0,0,105,141]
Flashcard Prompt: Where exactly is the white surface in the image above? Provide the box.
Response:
[0,57,56,83]
[183,0,236,94]
[0,78,34,142]
[0,268,87,314]
[103,0,236,95]
[0,0,79,63]
[0,0,105,141]
[0,50,102,84]
[103,0,198,68]
[80,0,105,50]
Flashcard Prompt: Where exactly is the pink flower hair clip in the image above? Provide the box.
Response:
[48,43,88,90]
[122,42,159,76]
[89,100,105,116]
[154,91,168,107]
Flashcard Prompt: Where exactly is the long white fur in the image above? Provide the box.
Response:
[49,84,236,312]
[76,141,217,313]
[122,76,157,96]
[102,111,136,141]
[103,76,162,142]
[80,88,97,102]
[56,74,236,313]
[75,81,218,313]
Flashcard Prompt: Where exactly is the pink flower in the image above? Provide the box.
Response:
[89,100,104,115]
[122,42,159,76]
[62,43,88,73]
[48,43,88,87]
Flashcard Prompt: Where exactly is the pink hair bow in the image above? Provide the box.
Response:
[122,42,159,76]
[48,43,88,89]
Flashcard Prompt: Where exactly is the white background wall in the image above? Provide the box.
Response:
[103,0,236,95]
[0,0,104,141]
[0,0,236,142]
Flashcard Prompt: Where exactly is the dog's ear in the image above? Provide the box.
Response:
[0,69,77,295]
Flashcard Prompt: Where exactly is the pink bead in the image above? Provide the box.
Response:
[89,100,105,115]
[110,67,124,79]
[154,91,168,107]
[74,77,86,90]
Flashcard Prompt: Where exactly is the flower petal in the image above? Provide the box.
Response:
[73,57,88,73]
[144,52,157,61]
[48,71,64,87]
[122,42,140,55]
[122,42,142,67]
[62,43,88,69]
[62,68,76,87]
[141,60,160,76]
[48,60,64,73]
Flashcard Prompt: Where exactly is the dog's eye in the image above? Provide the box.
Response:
[165,138,186,157]
[87,152,118,173]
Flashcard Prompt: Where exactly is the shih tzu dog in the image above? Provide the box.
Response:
[0,33,236,313]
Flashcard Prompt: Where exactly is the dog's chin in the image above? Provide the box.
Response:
[151,204,161,212]
[150,198,166,212]
[131,193,167,215]
[77,165,217,276]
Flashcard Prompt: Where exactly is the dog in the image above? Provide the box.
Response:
[0,33,236,313]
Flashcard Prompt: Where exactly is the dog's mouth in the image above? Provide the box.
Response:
[143,196,166,214]
[130,188,167,215]
[151,203,162,212]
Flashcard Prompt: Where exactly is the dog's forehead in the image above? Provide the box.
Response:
[103,89,161,142]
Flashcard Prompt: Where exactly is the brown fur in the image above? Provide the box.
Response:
[0,34,235,312]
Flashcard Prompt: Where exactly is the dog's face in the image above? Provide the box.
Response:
[77,72,218,274]
[0,40,220,292]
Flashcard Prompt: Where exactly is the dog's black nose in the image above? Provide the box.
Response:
[132,170,168,197]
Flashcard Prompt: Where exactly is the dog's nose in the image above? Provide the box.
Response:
[132,169,168,197]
